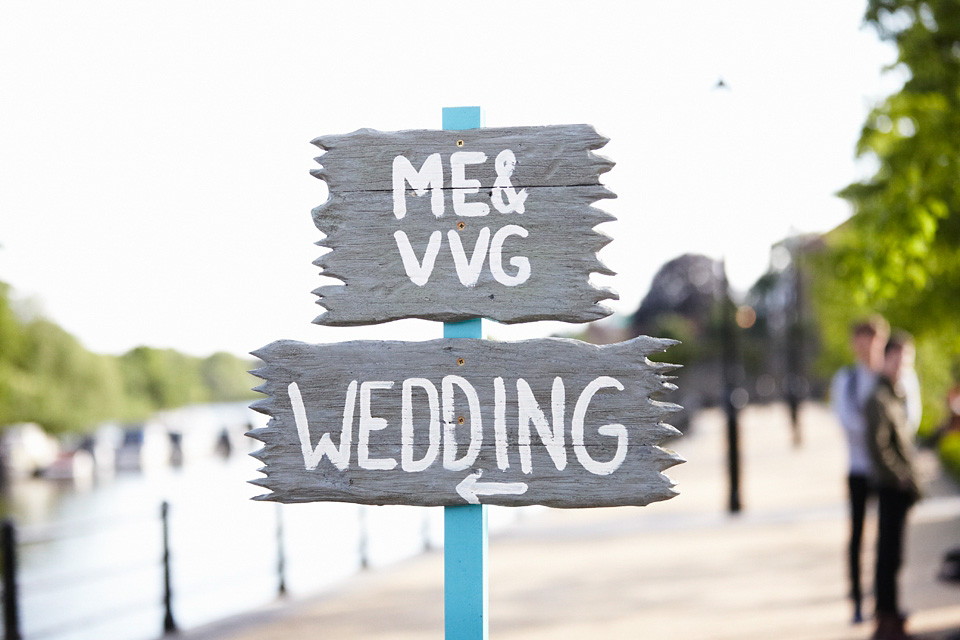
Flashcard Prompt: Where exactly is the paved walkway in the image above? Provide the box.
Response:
[186,403,960,639]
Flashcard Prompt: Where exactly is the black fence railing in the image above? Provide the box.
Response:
[0,500,299,640]
[2,519,21,640]
[0,487,454,640]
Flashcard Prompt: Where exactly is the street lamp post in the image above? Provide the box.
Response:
[719,260,742,514]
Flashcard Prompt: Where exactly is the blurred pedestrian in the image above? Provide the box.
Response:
[866,332,921,640]
[831,315,889,624]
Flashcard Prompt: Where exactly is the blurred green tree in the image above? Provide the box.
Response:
[119,346,208,411]
[200,352,257,401]
[817,0,960,439]
[834,0,960,333]
[0,280,256,434]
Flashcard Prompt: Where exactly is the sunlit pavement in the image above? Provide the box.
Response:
[185,403,960,640]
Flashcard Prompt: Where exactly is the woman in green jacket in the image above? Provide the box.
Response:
[866,333,920,640]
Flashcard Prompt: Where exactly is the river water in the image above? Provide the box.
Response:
[5,411,525,640]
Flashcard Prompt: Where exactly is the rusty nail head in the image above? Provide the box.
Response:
[457,357,465,366]
[457,416,465,424]
[456,140,464,147]
[457,221,465,230]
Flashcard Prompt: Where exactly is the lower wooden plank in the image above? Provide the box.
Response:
[248,336,683,508]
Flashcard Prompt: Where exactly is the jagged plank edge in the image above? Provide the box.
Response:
[246,357,286,500]
[605,336,686,495]
[644,338,685,495]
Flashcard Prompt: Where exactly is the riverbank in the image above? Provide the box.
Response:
[184,403,960,639]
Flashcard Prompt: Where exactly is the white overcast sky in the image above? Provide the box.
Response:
[0,1,898,357]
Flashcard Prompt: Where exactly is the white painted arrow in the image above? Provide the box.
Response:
[456,471,528,505]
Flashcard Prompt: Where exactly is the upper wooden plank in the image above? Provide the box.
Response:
[310,125,618,326]
[311,125,614,193]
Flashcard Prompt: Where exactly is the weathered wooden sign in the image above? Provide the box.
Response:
[310,125,617,326]
[249,336,683,508]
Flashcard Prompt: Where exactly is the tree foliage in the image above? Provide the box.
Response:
[0,281,257,434]
[833,0,960,336]
[814,0,960,436]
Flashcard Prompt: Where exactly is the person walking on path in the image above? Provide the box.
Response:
[831,316,889,624]
[866,333,921,640]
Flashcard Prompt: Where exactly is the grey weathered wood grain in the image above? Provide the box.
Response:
[310,125,618,325]
[312,125,613,192]
[248,336,683,508]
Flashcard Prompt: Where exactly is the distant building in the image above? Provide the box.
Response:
[744,234,824,405]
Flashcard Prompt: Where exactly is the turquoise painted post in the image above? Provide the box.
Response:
[442,105,488,640]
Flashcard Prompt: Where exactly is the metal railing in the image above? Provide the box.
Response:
[0,498,437,640]
[0,501,295,640]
